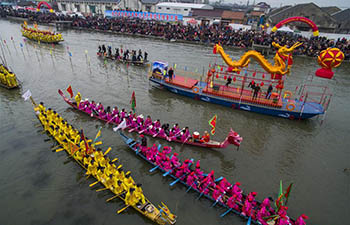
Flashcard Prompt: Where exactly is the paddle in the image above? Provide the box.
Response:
[247,216,252,225]
[111,158,118,163]
[103,147,112,156]
[149,165,160,173]
[96,187,108,192]
[220,208,233,217]
[55,148,65,153]
[186,180,198,193]
[117,205,130,214]
[89,181,99,187]
[106,191,126,202]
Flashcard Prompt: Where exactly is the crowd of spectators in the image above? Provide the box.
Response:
[1,6,350,59]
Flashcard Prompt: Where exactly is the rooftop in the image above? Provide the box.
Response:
[156,2,213,10]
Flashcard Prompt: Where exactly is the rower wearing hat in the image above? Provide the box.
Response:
[170,152,180,167]
[186,172,198,189]
[124,171,135,189]
[134,183,146,205]
[144,115,152,127]
[115,165,125,181]
[295,214,308,225]
[125,188,137,206]
[201,131,210,143]
[194,160,204,180]
[257,204,270,225]
[112,180,126,195]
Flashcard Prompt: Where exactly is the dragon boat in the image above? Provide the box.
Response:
[149,42,332,120]
[58,89,242,149]
[97,52,149,66]
[31,100,176,225]
[0,64,20,89]
[21,22,64,44]
[119,132,301,225]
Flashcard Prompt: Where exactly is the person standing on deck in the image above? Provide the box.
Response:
[75,92,82,107]
[266,84,273,99]
[225,77,232,87]
[144,51,148,61]
[252,84,260,100]
[168,67,174,81]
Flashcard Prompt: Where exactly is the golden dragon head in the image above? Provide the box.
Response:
[272,42,302,58]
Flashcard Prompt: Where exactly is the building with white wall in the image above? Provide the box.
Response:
[56,0,159,16]
[155,2,213,17]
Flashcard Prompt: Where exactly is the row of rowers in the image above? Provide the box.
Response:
[75,95,211,143]
[134,137,308,225]
[35,103,146,207]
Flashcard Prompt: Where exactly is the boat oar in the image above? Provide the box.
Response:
[247,216,252,225]
[111,158,118,163]
[170,173,187,186]
[149,165,160,173]
[186,180,198,192]
[51,145,61,150]
[106,191,126,202]
[220,208,233,217]
[55,148,65,153]
[96,187,108,192]
[103,147,112,156]
[89,181,99,187]
[117,205,130,214]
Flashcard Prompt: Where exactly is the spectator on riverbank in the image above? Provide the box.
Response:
[1,6,349,60]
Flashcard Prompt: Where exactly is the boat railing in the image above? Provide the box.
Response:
[296,83,332,112]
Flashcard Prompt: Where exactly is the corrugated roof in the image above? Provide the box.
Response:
[333,9,350,22]
[221,10,245,20]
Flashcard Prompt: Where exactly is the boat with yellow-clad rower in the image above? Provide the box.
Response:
[29,98,177,225]
[0,63,20,89]
[21,21,63,44]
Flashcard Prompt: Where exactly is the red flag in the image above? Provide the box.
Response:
[284,183,293,205]
[66,85,73,98]
[80,130,89,155]
[208,115,217,135]
[130,91,136,113]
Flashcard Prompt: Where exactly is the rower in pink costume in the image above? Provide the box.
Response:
[174,159,192,178]
[98,109,106,119]
[120,109,126,119]
[181,127,191,142]
[257,206,270,225]
[232,182,242,196]
[227,194,241,211]
[242,198,253,217]
[186,171,198,189]
[247,192,257,207]
[194,160,204,180]
[162,146,172,155]
[261,197,275,213]
[162,156,172,170]
[212,187,223,202]
[218,178,231,192]
[155,152,164,166]
[96,103,104,111]
[170,153,181,167]
[199,170,215,194]
[154,120,161,129]
[144,116,152,127]
[147,125,156,135]
[295,214,308,225]
[157,128,167,138]
[112,107,118,116]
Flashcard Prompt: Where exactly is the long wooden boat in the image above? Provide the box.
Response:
[0,64,20,89]
[119,132,298,225]
[149,43,332,120]
[58,89,242,149]
[31,100,177,225]
[97,52,149,66]
[21,23,64,44]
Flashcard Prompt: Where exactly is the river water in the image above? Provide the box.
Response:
[0,19,349,225]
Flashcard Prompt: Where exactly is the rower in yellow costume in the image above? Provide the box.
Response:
[125,188,138,206]
[124,171,135,191]
[75,92,82,107]
[135,183,146,204]
[115,165,125,181]
[6,72,17,87]
[112,180,125,195]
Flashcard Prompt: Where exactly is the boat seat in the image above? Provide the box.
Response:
[126,138,134,145]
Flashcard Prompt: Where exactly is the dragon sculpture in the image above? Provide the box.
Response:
[214,42,302,75]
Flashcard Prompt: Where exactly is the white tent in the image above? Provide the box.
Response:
[277,26,294,33]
